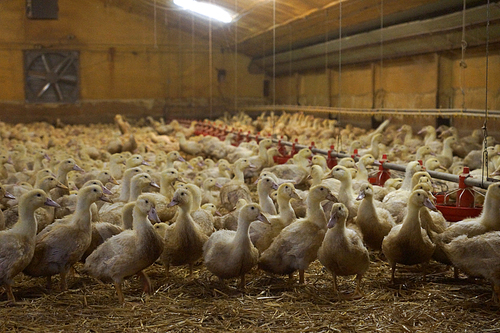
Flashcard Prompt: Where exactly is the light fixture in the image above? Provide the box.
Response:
[173,0,233,23]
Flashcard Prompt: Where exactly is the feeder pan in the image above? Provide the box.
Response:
[434,167,483,222]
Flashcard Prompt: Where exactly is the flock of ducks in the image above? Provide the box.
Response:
[0,112,499,305]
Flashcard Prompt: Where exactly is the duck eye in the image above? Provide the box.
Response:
[285,186,289,189]
[251,207,255,210]
[37,193,41,197]
[145,200,149,204]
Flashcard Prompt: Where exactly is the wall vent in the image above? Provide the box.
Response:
[24,50,79,104]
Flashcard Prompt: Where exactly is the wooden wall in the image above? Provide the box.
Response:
[0,0,265,124]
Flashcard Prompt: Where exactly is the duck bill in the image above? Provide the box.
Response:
[257,213,270,224]
[3,191,15,200]
[99,195,113,203]
[290,190,301,200]
[73,164,85,172]
[148,207,161,223]
[150,181,160,189]
[327,214,338,228]
[56,183,69,190]
[44,197,61,208]
[178,156,186,162]
[168,199,179,207]
[187,164,194,170]
[215,183,223,189]
[109,176,119,185]
[44,153,51,161]
[141,160,150,166]
[215,210,222,216]
[356,190,366,201]
[423,197,437,211]
[326,192,337,202]
[101,186,112,195]
[271,182,279,190]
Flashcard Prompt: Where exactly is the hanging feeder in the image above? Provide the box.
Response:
[435,167,483,222]
[326,145,337,169]
[368,154,391,186]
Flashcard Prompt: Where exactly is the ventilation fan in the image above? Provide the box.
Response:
[24,50,79,103]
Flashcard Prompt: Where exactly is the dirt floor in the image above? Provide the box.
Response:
[1,256,499,333]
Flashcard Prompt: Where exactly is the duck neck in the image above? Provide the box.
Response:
[258,144,268,161]
[305,195,326,227]
[118,173,134,202]
[121,203,134,229]
[356,160,368,180]
[160,178,175,200]
[258,187,276,215]
[110,162,123,179]
[401,167,416,191]
[401,203,421,234]
[233,166,245,184]
[129,181,145,202]
[358,195,376,218]
[178,201,195,228]
[11,199,38,238]
[234,219,252,246]
[73,196,93,228]
[56,168,69,185]
[277,195,296,222]
[442,140,453,158]
[339,176,355,200]
[132,208,151,234]
[480,191,499,228]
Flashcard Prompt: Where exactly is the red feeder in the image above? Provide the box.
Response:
[435,167,483,222]
[327,145,337,169]
[368,154,391,186]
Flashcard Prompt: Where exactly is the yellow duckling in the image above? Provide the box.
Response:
[203,203,268,288]
[318,203,370,298]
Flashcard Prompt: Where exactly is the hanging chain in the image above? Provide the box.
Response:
[380,0,384,109]
[153,0,158,48]
[459,0,467,111]
[481,0,490,186]
[234,0,238,113]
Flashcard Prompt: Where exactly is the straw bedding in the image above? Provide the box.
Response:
[1,258,498,332]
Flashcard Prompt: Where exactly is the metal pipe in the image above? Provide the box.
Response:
[222,125,498,189]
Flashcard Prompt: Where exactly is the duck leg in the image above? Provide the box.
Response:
[238,274,246,289]
[137,271,152,294]
[114,282,125,304]
[421,262,428,282]
[287,273,295,284]
[332,273,338,294]
[350,274,364,300]
[390,263,397,284]
[6,284,15,302]
[60,269,69,291]
[46,276,52,290]
[493,284,500,304]
[188,263,194,277]
[299,269,305,284]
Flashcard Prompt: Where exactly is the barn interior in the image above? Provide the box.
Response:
[1,0,500,331]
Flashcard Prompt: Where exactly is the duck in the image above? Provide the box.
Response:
[433,182,500,264]
[258,185,337,284]
[0,184,16,231]
[442,231,500,303]
[381,189,437,283]
[99,172,159,225]
[83,194,164,303]
[418,125,443,153]
[200,177,222,207]
[262,148,312,186]
[108,153,126,180]
[203,203,268,288]
[358,134,382,159]
[245,138,273,178]
[318,203,370,298]
[176,132,203,156]
[325,165,359,221]
[160,188,209,276]
[250,182,300,253]
[23,185,111,290]
[0,190,59,301]
[355,183,396,251]
[185,183,215,236]
[50,158,84,200]
[213,198,248,231]
[219,158,254,212]
[435,136,457,169]
[256,176,278,215]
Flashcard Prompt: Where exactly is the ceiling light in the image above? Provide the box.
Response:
[173,0,233,23]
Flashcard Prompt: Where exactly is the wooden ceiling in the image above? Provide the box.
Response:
[104,0,491,59]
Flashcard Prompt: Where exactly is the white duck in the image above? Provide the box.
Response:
[24,185,111,290]
[382,189,437,283]
[250,182,300,253]
[0,190,59,301]
[160,188,208,276]
[219,158,254,211]
[256,176,278,215]
[318,203,370,298]
[83,193,164,303]
[203,203,268,288]
[258,185,337,284]
[355,183,396,251]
